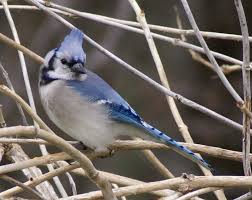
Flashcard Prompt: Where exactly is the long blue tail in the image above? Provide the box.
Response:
[140,120,212,171]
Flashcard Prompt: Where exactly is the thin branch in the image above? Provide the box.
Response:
[1,162,176,199]
[176,187,220,200]
[0,137,78,145]
[1,136,252,177]
[2,0,69,194]
[5,144,59,199]
[234,192,252,200]
[112,184,127,200]
[38,0,248,68]
[73,169,180,198]
[0,163,78,198]
[128,1,176,178]
[0,33,43,64]
[0,73,57,200]
[0,2,249,73]
[0,85,52,131]
[111,140,252,163]
[1,84,116,199]
[180,0,242,104]
[1,0,37,114]
[0,175,45,200]
[174,7,213,71]
[0,126,117,200]
[0,61,27,125]
[0,81,67,195]
[174,8,240,75]
[174,7,226,199]
[234,0,252,177]
[2,5,252,43]
[1,136,252,165]
[141,149,174,178]
[57,175,252,200]
[65,172,77,196]
[130,1,224,197]
[2,151,69,175]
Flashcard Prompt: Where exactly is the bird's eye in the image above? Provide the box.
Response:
[61,58,67,65]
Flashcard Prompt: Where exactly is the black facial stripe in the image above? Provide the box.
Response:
[48,49,58,70]
[39,66,58,86]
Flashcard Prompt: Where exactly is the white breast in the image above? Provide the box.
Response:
[39,80,132,151]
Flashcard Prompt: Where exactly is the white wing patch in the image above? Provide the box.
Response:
[96,99,112,105]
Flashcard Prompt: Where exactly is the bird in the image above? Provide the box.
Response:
[39,28,211,170]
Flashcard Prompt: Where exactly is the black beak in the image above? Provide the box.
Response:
[71,63,86,74]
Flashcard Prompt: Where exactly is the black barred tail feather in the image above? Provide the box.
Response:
[140,120,212,171]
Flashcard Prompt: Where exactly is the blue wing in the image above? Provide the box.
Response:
[67,70,212,170]
[66,70,144,126]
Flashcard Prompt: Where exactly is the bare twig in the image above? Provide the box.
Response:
[176,187,220,200]
[174,7,241,76]
[234,192,252,200]
[1,0,36,114]
[180,0,242,105]
[0,163,78,198]
[0,62,27,125]
[0,84,57,198]
[2,0,69,194]
[37,0,248,68]
[0,175,45,200]
[128,1,175,178]
[1,162,176,199]
[122,4,177,179]
[0,112,57,199]
[0,137,78,145]
[57,176,252,200]
[141,149,174,178]
[0,126,117,200]
[5,144,59,199]
[2,5,252,43]
[1,137,252,164]
[174,7,226,199]
[65,171,77,196]
[112,184,127,200]
[0,33,43,64]
[130,2,224,198]
[234,0,252,177]
[39,145,68,197]
[174,7,213,70]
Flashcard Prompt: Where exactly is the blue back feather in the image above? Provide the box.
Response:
[67,70,130,107]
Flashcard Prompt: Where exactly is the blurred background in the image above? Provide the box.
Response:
[0,0,252,199]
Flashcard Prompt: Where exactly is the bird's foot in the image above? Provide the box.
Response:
[95,147,115,159]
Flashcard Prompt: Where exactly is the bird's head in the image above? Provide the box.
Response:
[40,29,87,85]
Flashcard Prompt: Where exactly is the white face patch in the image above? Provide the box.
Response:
[47,70,87,81]
[42,49,87,82]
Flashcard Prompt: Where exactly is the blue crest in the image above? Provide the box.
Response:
[58,29,86,62]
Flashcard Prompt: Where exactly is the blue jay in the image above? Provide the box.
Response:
[39,29,211,170]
